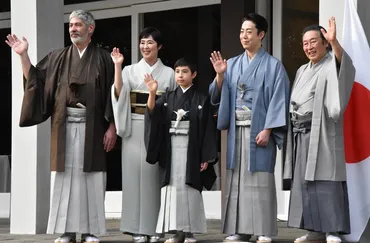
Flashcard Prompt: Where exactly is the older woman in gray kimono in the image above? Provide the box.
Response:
[284,17,355,243]
[111,27,176,243]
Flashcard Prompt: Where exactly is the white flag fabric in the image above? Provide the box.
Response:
[342,0,370,241]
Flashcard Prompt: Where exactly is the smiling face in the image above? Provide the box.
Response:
[139,35,161,61]
[302,30,329,64]
[175,66,197,89]
[69,17,94,45]
[240,20,264,52]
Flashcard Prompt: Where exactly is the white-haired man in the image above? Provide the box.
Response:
[6,10,116,243]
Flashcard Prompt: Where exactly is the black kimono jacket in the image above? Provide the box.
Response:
[146,86,218,192]
[19,42,114,172]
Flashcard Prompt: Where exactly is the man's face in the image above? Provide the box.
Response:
[239,20,264,52]
[69,17,93,45]
[302,30,329,64]
[175,66,196,89]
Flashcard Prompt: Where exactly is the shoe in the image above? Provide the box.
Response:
[149,235,161,243]
[54,235,75,243]
[294,232,326,243]
[257,236,272,243]
[184,237,197,243]
[224,234,243,242]
[133,235,147,243]
[81,234,100,243]
[326,234,342,243]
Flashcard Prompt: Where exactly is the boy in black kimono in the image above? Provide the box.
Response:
[145,58,218,243]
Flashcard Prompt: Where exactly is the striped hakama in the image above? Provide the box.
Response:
[47,107,106,235]
[156,121,207,234]
[222,111,277,237]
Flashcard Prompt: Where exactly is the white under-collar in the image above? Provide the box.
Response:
[77,46,88,58]
[180,84,193,93]
[145,59,160,72]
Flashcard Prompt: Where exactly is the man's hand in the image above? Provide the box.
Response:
[5,34,29,56]
[103,122,117,152]
[321,17,337,44]
[255,129,271,147]
[200,162,209,172]
[210,51,227,74]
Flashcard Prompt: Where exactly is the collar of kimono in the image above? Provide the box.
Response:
[180,84,193,93]
[138,58,163,75]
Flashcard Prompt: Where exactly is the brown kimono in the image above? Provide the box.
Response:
[19,42,114,172]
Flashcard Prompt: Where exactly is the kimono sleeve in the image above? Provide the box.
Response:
[201,99,218,163]
[145,94,167,165]
[200,98,218,191]
[264,62,290,148]
[324,51,355,122]
[19,53,54,127]
[111,66,132,137]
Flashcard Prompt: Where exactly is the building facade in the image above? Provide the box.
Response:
[0,0,368,234]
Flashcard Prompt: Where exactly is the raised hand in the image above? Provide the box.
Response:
[5,34,29,56]
[210,51,227,74]
[144,73,158,93]
[111,47,124,65]
[321,17,337,43]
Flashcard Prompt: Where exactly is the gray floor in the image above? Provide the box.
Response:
[0,218,312,243]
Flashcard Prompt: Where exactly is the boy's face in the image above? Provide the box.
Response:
[175,66,197,89]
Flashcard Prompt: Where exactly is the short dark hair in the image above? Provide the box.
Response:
[174,57,197,74]
[242,13,268,36]
[139,27,163,47]
[302,25,332,51]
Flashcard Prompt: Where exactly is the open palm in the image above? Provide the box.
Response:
[111,47,124,65]
[210,51,227,74]
[321,17,337,43]
[144,73,158,93]
[5,34,28,55]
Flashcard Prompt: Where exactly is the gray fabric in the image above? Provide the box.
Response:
[284,51,355,182]
[0,155,10,193]
[120,114,162,236]
[47,107,106,235]
[156,121,206,234]
[222,111,277,236]
[288,119,350,233]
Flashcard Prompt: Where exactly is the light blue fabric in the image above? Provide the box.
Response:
[209,48,290,171]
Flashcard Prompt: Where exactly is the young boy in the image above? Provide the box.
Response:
[145,58,218,243]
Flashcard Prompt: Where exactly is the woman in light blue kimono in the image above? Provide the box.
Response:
[209,13,290,243]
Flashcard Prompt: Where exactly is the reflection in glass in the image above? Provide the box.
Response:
[282,0,319,83]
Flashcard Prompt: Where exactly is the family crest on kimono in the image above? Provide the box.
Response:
[283,17,356,243]
[209,13,290,243]
[6,10,117,243]
[145,57,218,243]
[111,27,176,243]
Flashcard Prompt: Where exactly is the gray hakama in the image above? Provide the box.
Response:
[120,113,162,235]
[156,121,207,234]
[222,111,277,236]
[288,116,350,233]
[47,107,106,235]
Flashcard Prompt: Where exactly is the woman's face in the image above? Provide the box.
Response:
[139,35,161,61]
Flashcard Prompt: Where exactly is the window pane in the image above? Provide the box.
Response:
[282,0,319,82]
[0,1,10,12]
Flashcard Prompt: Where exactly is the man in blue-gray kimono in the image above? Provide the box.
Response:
[209,13,290,243]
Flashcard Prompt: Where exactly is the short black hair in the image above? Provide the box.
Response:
[242,13,268,36]
[174,57,197,74]
[302,25,332,50]
[139,27,163,47]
